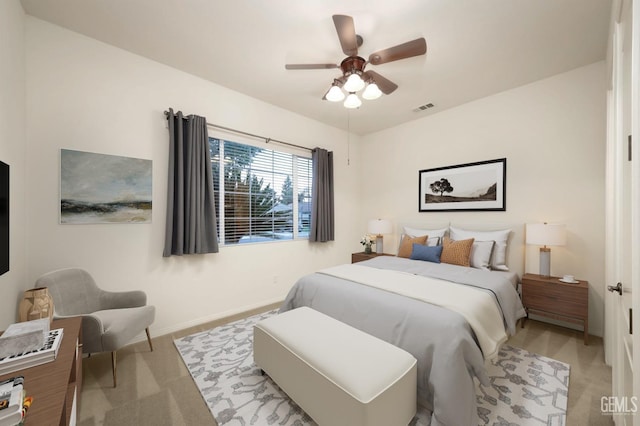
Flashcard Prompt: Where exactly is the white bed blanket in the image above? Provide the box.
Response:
[319,263,508,359]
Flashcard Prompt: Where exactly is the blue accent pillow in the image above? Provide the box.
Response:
[410,243,443,263]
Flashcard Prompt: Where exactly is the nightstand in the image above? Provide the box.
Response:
[521,273,589,344]
[351,252,393,264]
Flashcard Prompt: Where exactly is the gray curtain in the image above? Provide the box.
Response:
[310,148,334,242]
[163,108,219,256]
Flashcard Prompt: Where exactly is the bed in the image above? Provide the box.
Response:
[280,226,526,426]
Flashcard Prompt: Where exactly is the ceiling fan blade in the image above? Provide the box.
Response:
[285,63,339,70]
[332,15,358,56]
[363,70,398,95]
[368,38,427,65]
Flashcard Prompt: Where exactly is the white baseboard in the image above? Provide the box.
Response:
[527,313,601,338]
[128,297,284,345]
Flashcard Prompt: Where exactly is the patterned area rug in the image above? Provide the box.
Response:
[174,310,570,425]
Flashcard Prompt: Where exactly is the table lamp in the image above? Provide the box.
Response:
[368,219,392,254]
[525,223,566,277]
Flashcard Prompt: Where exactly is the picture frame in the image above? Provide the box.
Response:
[60,149,152,224]
[418,158,506,212]
[0,161,8,275]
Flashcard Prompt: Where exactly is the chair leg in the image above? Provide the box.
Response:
[110,328,151,388]
[112,351,117,388]
[145,327,154,352]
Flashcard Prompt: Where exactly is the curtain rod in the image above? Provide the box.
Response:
[164,111,312,152]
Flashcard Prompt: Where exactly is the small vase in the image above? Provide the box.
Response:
[364,244,372,254]
[18,287,54,323]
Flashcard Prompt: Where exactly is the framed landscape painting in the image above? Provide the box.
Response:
[418,158,506,212]
[60,149,152,224]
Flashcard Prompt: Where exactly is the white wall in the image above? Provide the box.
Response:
[23,17,362,335]
[0,0,27,328]
[360,62,607,337]
[16,14,608,340]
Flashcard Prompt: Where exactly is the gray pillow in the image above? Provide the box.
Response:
[449,226,511,271]
[403,226,447,246]
[469,240,495,270]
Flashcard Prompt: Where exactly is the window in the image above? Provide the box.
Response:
[210,138,312,245]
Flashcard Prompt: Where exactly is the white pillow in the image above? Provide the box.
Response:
[449,226,511,271]
[469,240,495,271]
[403,226,447,246]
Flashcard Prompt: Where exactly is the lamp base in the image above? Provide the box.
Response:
[376,235,383,254]
[539,247,551,277]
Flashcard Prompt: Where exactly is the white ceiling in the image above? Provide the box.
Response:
[20,0,612,135]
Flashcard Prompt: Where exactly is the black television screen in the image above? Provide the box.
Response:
[0,161,8,276]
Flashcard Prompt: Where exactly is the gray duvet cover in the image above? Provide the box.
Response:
[280,256,526,426]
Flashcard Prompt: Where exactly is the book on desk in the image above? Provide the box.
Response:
[0,376,27,426]
[0,317,82,426]
[0,329,63,376]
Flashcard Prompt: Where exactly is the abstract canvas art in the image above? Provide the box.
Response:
[60,149,152,224]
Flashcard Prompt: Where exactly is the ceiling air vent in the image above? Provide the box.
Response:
[413,103,435,113]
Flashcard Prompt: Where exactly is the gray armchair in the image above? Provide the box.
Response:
[35,268,155,387]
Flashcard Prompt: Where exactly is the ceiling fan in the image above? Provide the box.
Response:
[285,15,427,108]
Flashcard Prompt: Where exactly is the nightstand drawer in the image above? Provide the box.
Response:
[521,273,589,344]
[522,280,587,318]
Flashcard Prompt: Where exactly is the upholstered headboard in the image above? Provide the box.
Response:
[397,222,526,279]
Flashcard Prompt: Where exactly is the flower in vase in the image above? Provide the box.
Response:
[360,235,375,253]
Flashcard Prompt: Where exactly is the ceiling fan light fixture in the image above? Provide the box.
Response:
[344,93,362,109]
[285,15,428,109]
[325,85,345,102]
[362,82,382,100]
[343,73,365,92]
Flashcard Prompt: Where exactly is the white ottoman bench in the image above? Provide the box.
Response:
[253,307,417,426]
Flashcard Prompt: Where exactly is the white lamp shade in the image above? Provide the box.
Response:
[525,223,566,246]
[362,83,382,100]
[344,93,362,109]
[343,73,365,92]
[325,85,345,102]
[368,219,392,235]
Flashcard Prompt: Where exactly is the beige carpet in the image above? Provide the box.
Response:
[78,303,613,426]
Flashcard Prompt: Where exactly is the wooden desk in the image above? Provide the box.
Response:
[0,317,82,425]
